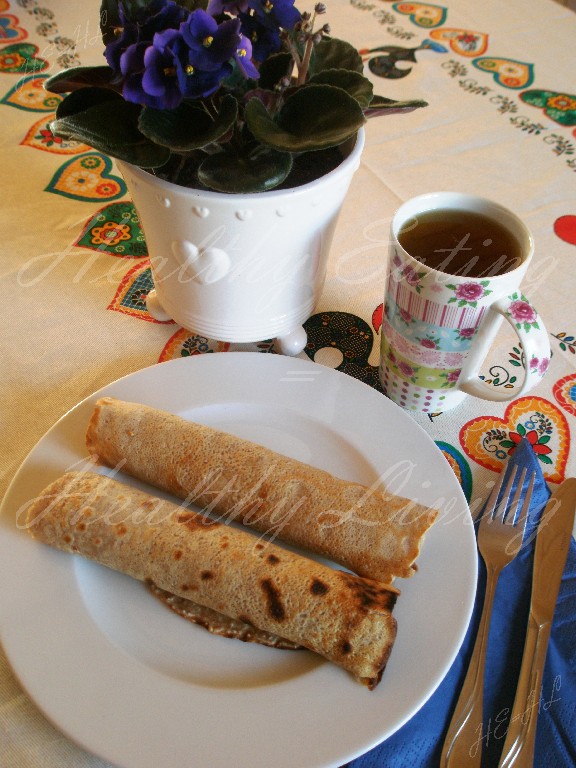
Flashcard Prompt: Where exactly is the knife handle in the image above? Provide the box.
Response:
[497,614,552,767]
[441,564,501,767]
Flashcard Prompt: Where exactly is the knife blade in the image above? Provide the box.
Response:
[498,477,576,768]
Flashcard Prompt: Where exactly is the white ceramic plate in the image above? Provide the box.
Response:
[0,353,476,768]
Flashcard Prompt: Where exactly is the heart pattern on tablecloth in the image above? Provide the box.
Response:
[21,114,89,154]
[472,56,534,89]
[45,153,126,202]
[392,2,447,28]
[0,74,60,111]
[460,396,570,483]
[553,374,576,418]
[0,14,27,44]
[520,89,576,126]
[107,260,166,322]
[554,215,576,246]
[430,28,488,56]
[76,202,148,257]
[435,441,473,501]
[159,329,230,361]
[0,43,48,74]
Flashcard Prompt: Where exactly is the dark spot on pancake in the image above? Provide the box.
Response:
[201,570,214,580]
[220,541,228,549]
[63,534,72,544]
[260,578,286,621]
[310,578,329,596]
[341,573,398,612]
[255,543,264,550]
[177,511,220,531]
[93,537,102,546]
[180,584,190,592]
[116,523,127,536]
[238,615,253,625]
[341,641,352,655]
[76,522,86,532]
[267,554,280,565]
[173,549,183,560]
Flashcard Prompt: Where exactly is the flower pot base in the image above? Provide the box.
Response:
[146,289,308,356]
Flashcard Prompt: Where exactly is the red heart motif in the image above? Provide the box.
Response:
[459,396,570,483]
[554,215,576,246]
[553,373,576,418]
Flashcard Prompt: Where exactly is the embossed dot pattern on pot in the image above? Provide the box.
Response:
[156,194,171,208]
[276,207,289,217]
[192,206,210,218]
[235,209,252,221]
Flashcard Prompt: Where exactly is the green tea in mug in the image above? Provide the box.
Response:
[398,208,523,278]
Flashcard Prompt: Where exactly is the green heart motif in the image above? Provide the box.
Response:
[520,90,576,126]
[76,201,148,256]
[45,153,127,202]
[0,43,48,74]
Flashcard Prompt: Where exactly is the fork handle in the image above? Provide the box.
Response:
[441,563,501,767]
[497,614,552,767]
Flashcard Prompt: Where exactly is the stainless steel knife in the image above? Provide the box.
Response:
[497,477,576,768]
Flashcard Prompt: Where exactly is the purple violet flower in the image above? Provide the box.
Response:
[248,0,301,31]
[238,11,281,61]
[180,10,241,72]
[120,42,171,109]
[142,30,186,109]
[234,33,260,78]
[105,0,187,73]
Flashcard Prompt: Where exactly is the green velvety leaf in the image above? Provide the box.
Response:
[245,85,365,152]
[365,95,428,117]
[56,87,123,119]
[138,95,238,151]
[197,147,292,193]
[257,52,293,90]
[311,38,364,75]
[50,100,170,168]
[45,66,118,94]
[499,440,515,448]
[308,69,373,108]
[539,455,553,465]
[517,424,526,436]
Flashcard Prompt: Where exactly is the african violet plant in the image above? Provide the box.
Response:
[46,0,426,193]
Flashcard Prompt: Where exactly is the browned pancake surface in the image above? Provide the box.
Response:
[86,397,437,583]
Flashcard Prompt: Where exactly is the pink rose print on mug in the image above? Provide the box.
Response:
[401,264,426,293]
[446,279,492,307]
[529,355,550,376]
[506,292,541,331]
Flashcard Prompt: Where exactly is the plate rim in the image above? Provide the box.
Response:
[0,353,477,768]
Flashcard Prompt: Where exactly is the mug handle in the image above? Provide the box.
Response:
[458,291,551,402]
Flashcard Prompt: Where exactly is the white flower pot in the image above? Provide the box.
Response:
[117,129,364,355]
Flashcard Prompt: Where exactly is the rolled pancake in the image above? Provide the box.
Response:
[146,582,302,649]
[86,397,437,583]
[26,471,398,689]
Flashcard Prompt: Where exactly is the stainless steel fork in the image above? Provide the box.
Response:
[440,463,536,768]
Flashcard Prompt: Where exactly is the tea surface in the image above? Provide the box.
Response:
[398,209,522,277]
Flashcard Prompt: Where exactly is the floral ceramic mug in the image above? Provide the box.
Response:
[379,192,551,412]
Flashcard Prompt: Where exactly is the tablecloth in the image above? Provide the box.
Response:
[1,0,575,766]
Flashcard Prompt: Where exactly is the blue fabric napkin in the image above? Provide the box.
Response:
[348,438,576,768]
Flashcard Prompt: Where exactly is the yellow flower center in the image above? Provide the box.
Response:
[186,64,195,76]
[203,35,214,47]
[163,66,177,77]
[237,47,247,58]
[263,0,273,12]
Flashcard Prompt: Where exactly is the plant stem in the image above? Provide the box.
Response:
[298,37,314,84]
